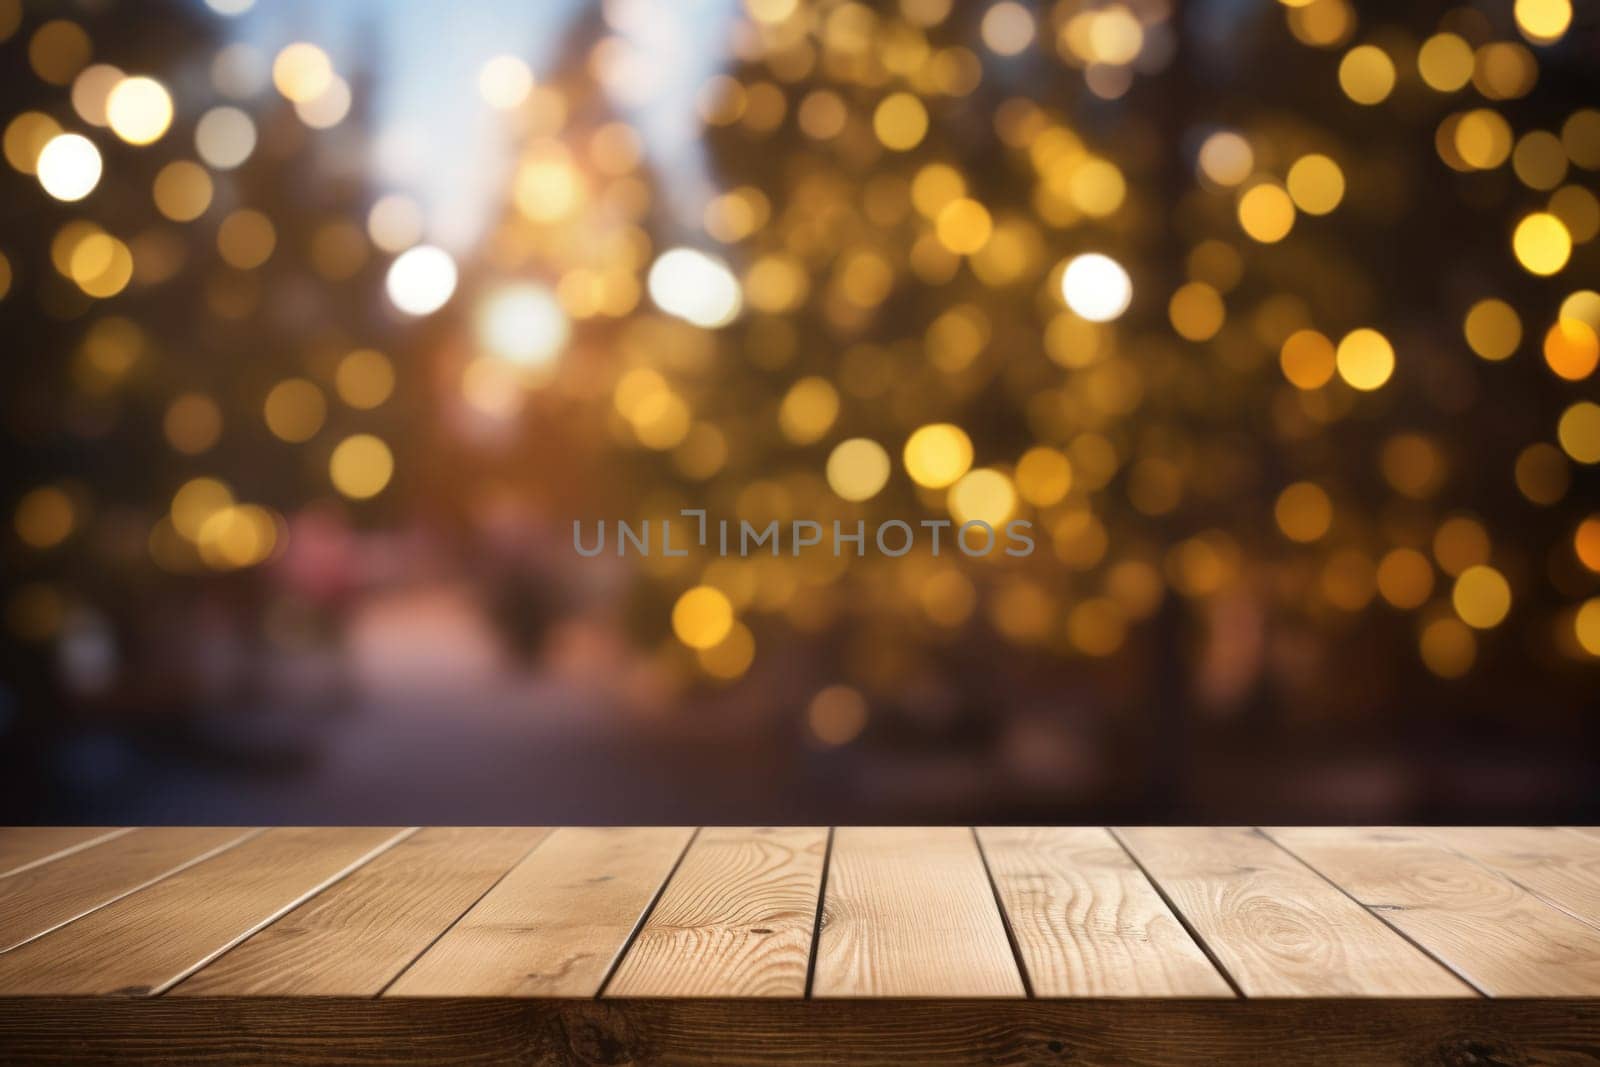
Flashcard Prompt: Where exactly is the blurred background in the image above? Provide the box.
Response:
[1,0,1597,826]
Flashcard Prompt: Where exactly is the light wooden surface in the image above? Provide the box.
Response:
[978,826,1234,997]
[172,827,551,996]
[1116,826,1469,996]
[0,824,1595,1012]
[0,826,128,878]
[1267,826,1600,996]
[0,827,254,953]
[1420,825,1600,925]
[386,826,695,997]
[0,827,408,995]
[605,826,827,997]
[812,826,1025,997]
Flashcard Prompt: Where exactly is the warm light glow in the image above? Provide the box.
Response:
[35,133,101,201]
[1463,299,1521,361]
[1418,33,1473,92]
[778,378,839,445]
[1544,319,1598,381]
[1280,329,1336,389]
[1420,617,1475,678]
[1168,282,1225,341]
[1558,401,1600,464]
[672,585,734,650]
[479,55,533,110]
[386,245,458,316]
[1576,598,1600,657]
[1335,328,1395,391]
[1237,182,1295,243]
[152,160,213,222]
[105,76,173,145]
[263,379,326,443]
[948,468,1016,527]
[647,248,741,328]
[478,282,569,368]
[71,64,123,127]
[329,434,394,499]
[1015,447,1072,506]
[826,438,891,501]
[1338,44,1395,105]
[14,487,74,549]
[272,42,333,103]
[295,75,351,129]
[195,106,255,169]
[335,350,395,410]
[1197,131,1253,187]
[1452,565,1511,629]
[1514,0,1572,44]
[980,2,1035,56]
[873,92,929,151]
[368,195,424,252]
[1059,253,1132,322]
[1286,153,1344,215]
[1512,212,1572,275]
[1275,482,1333,542]
[807,685,868,745]
[904,423,974,489]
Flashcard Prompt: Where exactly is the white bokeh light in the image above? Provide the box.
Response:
[386,245,458,316]
[647,247,741,328]
[36,134,103,202]
[1060,252,1133,322]
[479,282,569,368]
[195,106,257,169]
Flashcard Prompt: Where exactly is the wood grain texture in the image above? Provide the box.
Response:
[978,826,1233,997]
[386,826,695,997]
[0,827,128,878]
[1,997,1597,1066]
[812,826,1024,998]
[605,827,827,998]
[0,827,409,995]
[1115,826,1469,997]
[1423,827,1600,927]
[171,827,551,996]
[0,827,255,953]
[1267,826,1600,996]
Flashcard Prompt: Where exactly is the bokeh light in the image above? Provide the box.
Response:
[647,248,740,328]
[826,438,891,502]
[105,75,172,145]
[35,133,101,201]
[1059,253,1131,322]
[328,434,394,499]
[386,245,458,316]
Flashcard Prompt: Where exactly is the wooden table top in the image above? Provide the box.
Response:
[0,825,1597,1064]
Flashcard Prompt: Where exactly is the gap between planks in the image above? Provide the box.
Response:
[1254,827,1490,997]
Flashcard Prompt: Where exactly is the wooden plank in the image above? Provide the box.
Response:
[386,826,695,997]
[0,827,256,953]
[1267,826,1600,996]
[0,827,409,995]
[605,827,827,998]
[977,826,1233,997]
[0,827,129,878]
[1115,827,1469,997]
[3,997,1598,1067]
[172,827,551,996]
[811,826,1024,997]
[1422,827,1600,926]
